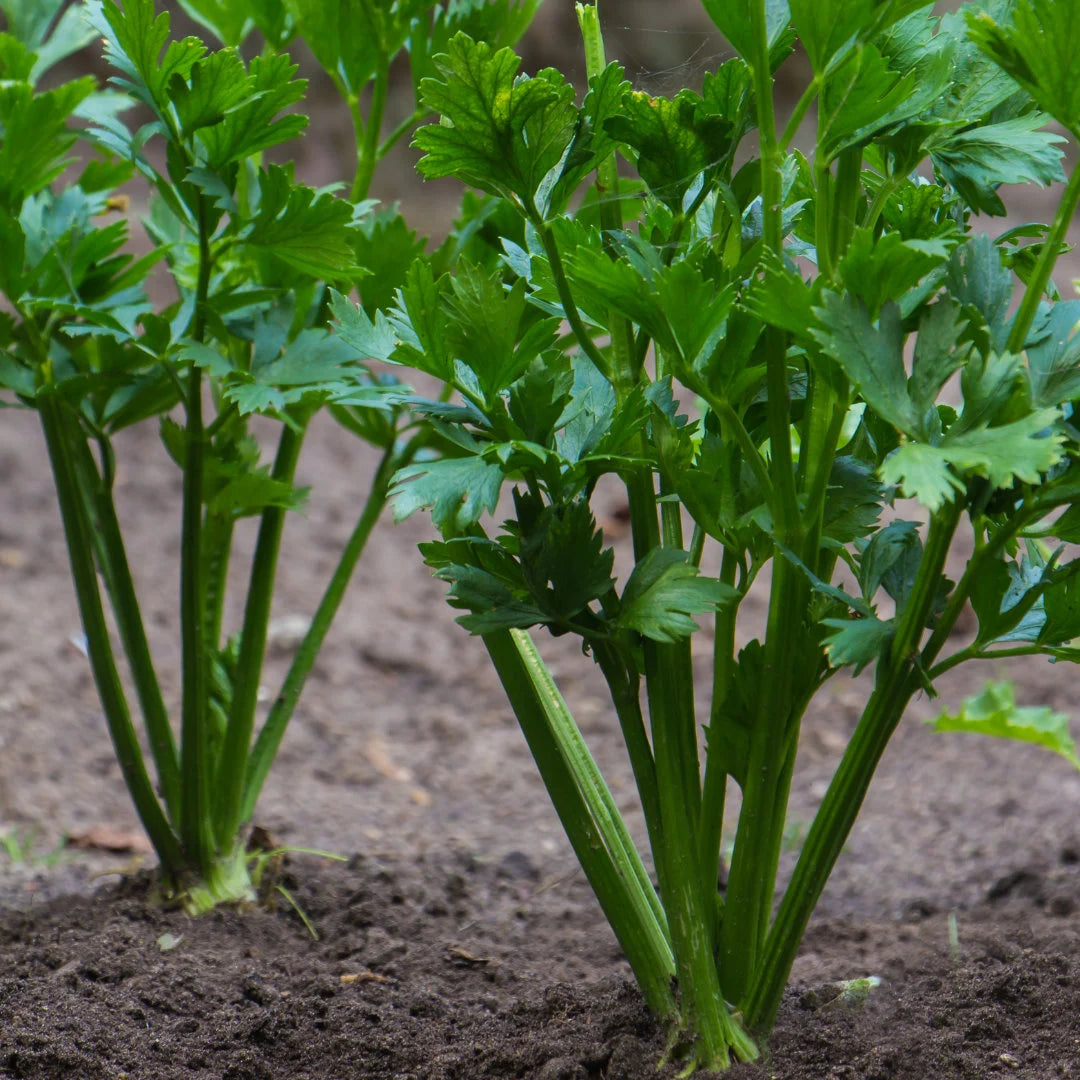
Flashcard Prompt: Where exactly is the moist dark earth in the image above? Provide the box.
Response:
[3,5,1080,1078]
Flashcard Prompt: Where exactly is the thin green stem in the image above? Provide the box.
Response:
[1007,163,1080,353]
[39,395,184,871]
[215,421,307,846]
[350,64,389,204]
[592,641,665,885]
[378,106,427,160]
[533,217,612,381]
[698,548,739,910]
[179,197,214,874]
[241,438,397,820]
[780,77,818,152]
[928,643,1048,681]
[694,385,776,508]
[68,434,181,826]
[484,628,678,1020]
[745,502,963,1030]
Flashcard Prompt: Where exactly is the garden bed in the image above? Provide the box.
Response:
[2,412,1079,1079]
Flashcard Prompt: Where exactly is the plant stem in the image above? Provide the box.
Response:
[39,395,184,871]
[533,216,612,381]
[68,434,182,826]
[241,438,397,821]
[215,421,306,846]
[744,502,962,1030]
[1007,162,1080,353]
[179,197,214,873]
[720,0,805,1005]
[350,63,389,204]
[483,628,678,1021]
[698,548,739,910]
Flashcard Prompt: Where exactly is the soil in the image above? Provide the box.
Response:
[3,5,1080,1077]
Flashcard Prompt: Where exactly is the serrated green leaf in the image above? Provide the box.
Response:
[617,547,735,644]
[930,113,1065,217]
[858,519,921,603]
[1039,565,1080,646]
[699,0,790,61]
[605,88,736,211]
[744,247,819,338]
[328,289,398,363]
[196,53,307,166]
[838,228,954,320]
[514,493,615,623]
[352,208,426,316]
[881,408,1065,511]
[821,615,894,673]
[176,0,252,46]
[391,456,504,533]
[243,166,356,279]
[822,456,883,543]
[443,262,558,402]
[966,1,1080,137]
[88,0,205,115]
[389,258,452,381]
[946,234,1013,353]
[930,681,1080,771]
[0,78,96,213]
[26,4,98,83]
[819,43,923,159]
[811,294,923,437]
[415,34,577,210]
[285,0,426,97]
[1026,301,1080,408]
[790,0,930,74]
[170,48,250,137]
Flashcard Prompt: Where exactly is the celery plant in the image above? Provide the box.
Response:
[373,0,1080,1070]
[0,0,540,912]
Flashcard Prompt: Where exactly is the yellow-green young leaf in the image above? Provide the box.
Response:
[604,89,736,212]
[930,681,1080,771]
[966,0,1080,137]
[414,33,578,210]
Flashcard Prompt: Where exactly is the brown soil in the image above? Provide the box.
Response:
[3,6,1080,1077]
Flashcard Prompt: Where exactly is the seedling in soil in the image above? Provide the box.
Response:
[377,0,1080,1070]
[0,0,540,912]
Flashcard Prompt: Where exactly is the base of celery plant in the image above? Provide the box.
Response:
[661,1005,760,1076]
[157,849,257,916]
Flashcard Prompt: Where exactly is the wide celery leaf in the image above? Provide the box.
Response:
[617,548,736,644]
[414,33,577,210]
[880,409,1065,512]
[966,0,1080,137]
[930,681,1080,771]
